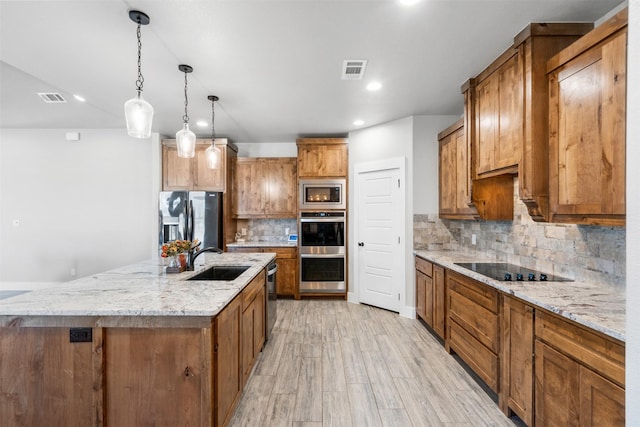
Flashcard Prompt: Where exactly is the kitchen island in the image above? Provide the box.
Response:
[0,252,274,427]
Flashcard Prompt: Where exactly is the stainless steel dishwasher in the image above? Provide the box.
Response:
[266,260,277,340]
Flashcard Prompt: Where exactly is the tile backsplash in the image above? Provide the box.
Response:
[235,218,297,242]
[414,178,625,288]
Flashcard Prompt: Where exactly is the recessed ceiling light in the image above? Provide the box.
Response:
[398,0,420,5]
[73,94,86,102]
[367,82,382,91]
[353,120,364,126]
[196,120,208,128]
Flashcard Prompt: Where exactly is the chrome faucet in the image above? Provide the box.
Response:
[187,247,223,270]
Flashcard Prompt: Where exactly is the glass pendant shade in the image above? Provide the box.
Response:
[206,143,221,169]
[176,123,196,158]
[124,92,154,138]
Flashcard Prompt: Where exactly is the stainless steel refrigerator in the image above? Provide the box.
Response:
[159,191,223,251]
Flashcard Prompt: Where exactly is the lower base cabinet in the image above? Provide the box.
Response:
[500,296,534,426]
[534,311,625,427]
[415,257,446,340]
[228,246,298,298]
[241,272,266,387]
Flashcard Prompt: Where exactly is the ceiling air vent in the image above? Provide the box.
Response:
[341,60,367,80]
[38,92,67,103]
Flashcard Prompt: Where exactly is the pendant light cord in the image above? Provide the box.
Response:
[183,72,189,124]
[211,99,216,140]
[135,22,144,94]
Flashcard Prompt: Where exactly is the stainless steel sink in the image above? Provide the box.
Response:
[186,265,250,281]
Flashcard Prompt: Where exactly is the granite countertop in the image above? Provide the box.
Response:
[227,241,297,248]
[414,250,625,342]
[0,252,275,328]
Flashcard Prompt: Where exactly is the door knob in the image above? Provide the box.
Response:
[358,242,364,247]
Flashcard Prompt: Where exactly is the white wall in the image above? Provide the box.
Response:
[0,129,157,289]
[348,115,456,316]
[235,142,297,157]
[413,115,461,214]
[627,0,639,422]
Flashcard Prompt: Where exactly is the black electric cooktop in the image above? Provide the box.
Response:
[454,262,573,282]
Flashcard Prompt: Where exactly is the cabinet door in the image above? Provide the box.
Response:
[215,295,242,427]
[234,159,265,217]
[475,54,522,176]
[439,132,457,216]
[265,158,297,217]
[276,257,298,297]
[254,286,265,357]
[579,366,625,427]
[322,144,348,177]
[163,145,193,190]
[194,143,225,191]
[501,297,534,426]
[242,301,255,386]
[534,340,580,427]
[432,264,446,339]
[548,29,626,225]
[415,270,427,322]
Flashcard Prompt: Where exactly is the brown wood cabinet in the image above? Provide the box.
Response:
[415,257,446,340]
[534,310,625,427]
[241,271,266,387]
[500,296,534,426]
[463,23,592,221]
[446,270,501,392]
[296,138,348,178]
[228,246,299,298]
[547,9,627,226]
[162,138,236,192]
[215,293,243,427]
[233,157,297,218]
[438,119,479,220]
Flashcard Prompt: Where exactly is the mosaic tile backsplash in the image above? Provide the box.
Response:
[414,178,626,288]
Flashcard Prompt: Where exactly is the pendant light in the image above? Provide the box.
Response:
[176,64,196,158]
[206,95,222,169]
[124,10,154,139]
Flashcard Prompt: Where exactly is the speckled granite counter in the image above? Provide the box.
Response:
[0,252,275,328]
[414,250,625,342]
[226,241,297,248]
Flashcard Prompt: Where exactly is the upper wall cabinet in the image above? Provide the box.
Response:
[438,119,479,220]
[547,9,627,226]
[296,138,348,178]
[162,138,237,192]
[233,157,297,219]
[463,23,593,221]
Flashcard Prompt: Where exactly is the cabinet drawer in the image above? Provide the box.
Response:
[263,247,297,259]
[447,270,499,313]
[415,257,433,277]
[535,311,624,387]
[449,320,499,392]
[242,271,265,309]
[448,286,499,353]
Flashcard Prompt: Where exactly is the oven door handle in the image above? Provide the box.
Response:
[300,218,345,223]
[300,253,345,258]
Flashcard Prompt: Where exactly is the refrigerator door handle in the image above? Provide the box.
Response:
[188,199,195,242]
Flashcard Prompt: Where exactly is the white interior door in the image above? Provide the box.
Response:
[356,165,403,312]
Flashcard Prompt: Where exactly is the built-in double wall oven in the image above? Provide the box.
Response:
[299,211,346,293]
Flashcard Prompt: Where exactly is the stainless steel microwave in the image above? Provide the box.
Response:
[299,179,346,210]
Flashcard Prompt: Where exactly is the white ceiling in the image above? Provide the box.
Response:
[0,0,624,142]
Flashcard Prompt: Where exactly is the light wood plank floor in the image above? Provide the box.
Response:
[229,299,523,427]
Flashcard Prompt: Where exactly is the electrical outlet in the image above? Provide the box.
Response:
[241,228,247,236]
[285,227,290,235]
[471,234,477,245]
[69,328,92,343]
[70,268,77,277]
